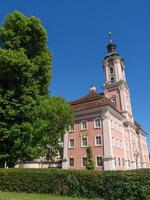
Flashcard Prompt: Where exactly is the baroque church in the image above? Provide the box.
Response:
[16,33,149,170]
[62,33,150,170]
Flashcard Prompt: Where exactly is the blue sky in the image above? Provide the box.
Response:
[0,0,150,151]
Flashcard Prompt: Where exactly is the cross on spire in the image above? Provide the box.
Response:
[108,31,113,43]
[107,32,117,54]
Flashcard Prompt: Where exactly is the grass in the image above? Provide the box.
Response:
[0,191,102,200]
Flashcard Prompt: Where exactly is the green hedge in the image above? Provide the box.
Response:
[0,168,149,200]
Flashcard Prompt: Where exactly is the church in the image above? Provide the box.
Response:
[62,33,150,170]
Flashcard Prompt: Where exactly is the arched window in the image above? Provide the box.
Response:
[110,67,114,74]
[111,96,117,105]
[111,77,114,83]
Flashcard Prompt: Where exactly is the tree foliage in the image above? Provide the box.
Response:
[85,146,95,170]
[0,11,73,167]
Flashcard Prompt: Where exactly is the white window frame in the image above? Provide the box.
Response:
[68,124,75,133]
[95,135,102,146]
[81,136,88,147]
[69,157,75,167]
[69,139,75,148]
[94,118,101,129]
[81,120,88,131]
[96,156,103,167]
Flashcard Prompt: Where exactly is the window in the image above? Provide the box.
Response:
[118,158,121,166]
[69,124,74,133]
[128,160,130,167]
[81,120,87,131]
[111,77,114,83]
[82,157,87,167]
[81,137,87,147]
[94,118,101,128]
[111,96,117,105]
[122,158,125,166]
[69,139,75,148]
[96,156,103,167]
[110,67,114,74]
[69,157,74,166]
[114,157,117,166]
[95,136,102,146]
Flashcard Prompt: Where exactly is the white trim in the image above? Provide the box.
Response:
[68,124,75,133]
[81,120,88,131]
[81,136,88,147]
[69,139,75,148]
[94,118,101,129]
[95,135,102,146]
[102,110,115,170]
[62,131,69,169]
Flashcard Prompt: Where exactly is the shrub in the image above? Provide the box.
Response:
[0,168,149,200]
[85,146,95,170]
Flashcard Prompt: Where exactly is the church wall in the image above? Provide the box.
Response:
[67,116,103,170]
[105,88,122,112]
[109,113,127,170]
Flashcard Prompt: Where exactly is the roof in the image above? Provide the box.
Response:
[70,90,118,112]
[134,121,141,129]
[134,121,147,135]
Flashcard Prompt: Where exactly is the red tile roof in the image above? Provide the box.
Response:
[70,90,117,112]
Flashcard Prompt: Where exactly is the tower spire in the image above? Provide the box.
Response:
[108,31,113,43]
[107,32,117,54]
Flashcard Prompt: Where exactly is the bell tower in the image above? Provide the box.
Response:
[103,32,133,122]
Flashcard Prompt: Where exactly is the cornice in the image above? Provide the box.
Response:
[103,80,129,90]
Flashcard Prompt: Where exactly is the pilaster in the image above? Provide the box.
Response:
[102,111,115,170]
[62,131,69,169]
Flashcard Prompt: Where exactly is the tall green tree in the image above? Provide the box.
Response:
[0,11,73,167]
[85,146,95,170]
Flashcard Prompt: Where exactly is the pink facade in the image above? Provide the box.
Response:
[63,34,150,170]
[67,117,103,170]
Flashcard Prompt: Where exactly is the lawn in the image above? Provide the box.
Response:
[0,191,102,200]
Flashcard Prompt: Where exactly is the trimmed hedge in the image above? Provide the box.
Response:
[0,168,150,200]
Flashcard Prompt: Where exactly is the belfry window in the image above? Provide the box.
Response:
[110,67,114,74]
[111,96,117,105]
[111,77,114,83]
